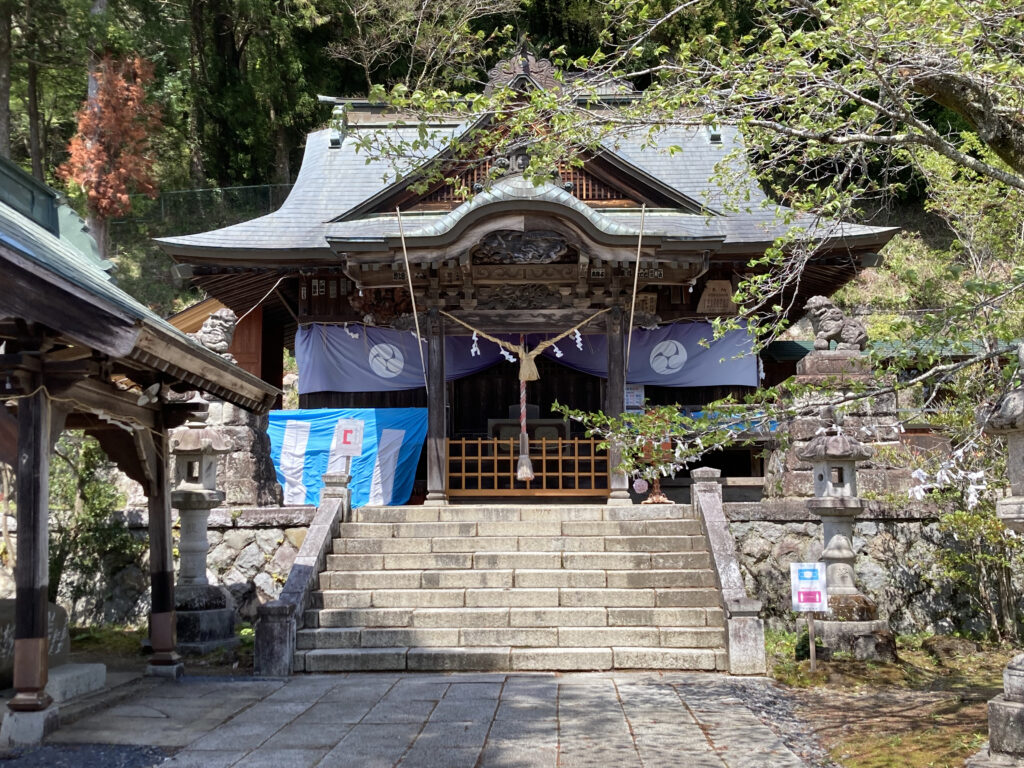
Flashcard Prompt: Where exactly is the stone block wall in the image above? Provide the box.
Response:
[726,499,1023,635]
[0,506,314,628]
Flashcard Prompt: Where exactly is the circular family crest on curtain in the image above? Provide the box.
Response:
[649,340,687,375]
[368,343,405,378]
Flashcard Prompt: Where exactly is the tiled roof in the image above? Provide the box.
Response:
[157,120,896,256]
[0,196,168,328]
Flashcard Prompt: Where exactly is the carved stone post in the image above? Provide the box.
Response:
[970,391,1024,766]
[605,307,631,505]
[425,308,448,506]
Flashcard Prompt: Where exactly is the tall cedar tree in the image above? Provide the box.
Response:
[59,55,160,259]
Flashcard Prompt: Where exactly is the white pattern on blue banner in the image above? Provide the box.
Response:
[368,429,406,505]
[280,420,311,504]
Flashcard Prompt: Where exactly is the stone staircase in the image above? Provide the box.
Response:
[293,504,728,672]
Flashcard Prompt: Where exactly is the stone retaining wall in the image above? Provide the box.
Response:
[0,506,314,627]
[726,499,1024,635]
[2,497,1017,636]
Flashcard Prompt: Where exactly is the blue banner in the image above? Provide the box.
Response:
[268,408,428,507]
[296,322,758,393]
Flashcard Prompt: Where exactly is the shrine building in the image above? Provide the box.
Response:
[157,52,897,507]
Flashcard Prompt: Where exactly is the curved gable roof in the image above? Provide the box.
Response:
[157,117,895,261]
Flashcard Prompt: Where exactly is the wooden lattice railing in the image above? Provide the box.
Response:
[446,437,610,497]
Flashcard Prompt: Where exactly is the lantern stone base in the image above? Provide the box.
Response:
[176,608,238,656]
[146,661,184,679]
[987,695,1024,756]
[175,585,238,655]
[829,593,878,622]
[817,619,898,663]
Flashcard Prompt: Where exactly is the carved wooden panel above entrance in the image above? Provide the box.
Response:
[471,230,574,265]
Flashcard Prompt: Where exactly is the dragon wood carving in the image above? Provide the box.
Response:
[471,230,572,265]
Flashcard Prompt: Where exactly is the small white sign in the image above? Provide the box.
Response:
[624,384,645,410]
[790,562,827,612]
[329,418,365,458]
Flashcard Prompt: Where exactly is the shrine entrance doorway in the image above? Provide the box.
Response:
[446,355,611,498]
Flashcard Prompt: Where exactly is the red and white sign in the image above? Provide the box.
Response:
[790,562,827,612]
[329,418,365,458]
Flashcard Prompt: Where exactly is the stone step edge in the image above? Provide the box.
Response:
[296,625,726,646]
[350,513,700,523]
[293,646,727,673]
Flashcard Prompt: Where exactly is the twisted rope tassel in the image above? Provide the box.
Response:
[517,371,534,481]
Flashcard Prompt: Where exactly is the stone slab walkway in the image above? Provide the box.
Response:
[47,673,817,768]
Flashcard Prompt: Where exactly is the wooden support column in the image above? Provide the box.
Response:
[605,307,631,505]
[10,380,58,711]
[424,308,448,506]
[137,422,182,675]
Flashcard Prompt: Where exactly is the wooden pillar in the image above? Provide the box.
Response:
[424,308,447,506]
[139,423,181,673]
[10,382,55,711]
[605,307,631,504]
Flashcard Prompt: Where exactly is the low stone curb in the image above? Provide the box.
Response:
[692,466,767,675]
[254,474,350,677]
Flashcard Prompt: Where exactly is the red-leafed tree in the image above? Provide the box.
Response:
[59,55,161,259]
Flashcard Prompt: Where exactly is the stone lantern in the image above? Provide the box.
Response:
[795,419,874,616]
[794,412,896,661]
[169,411,235,654]
[970,389,1024,767]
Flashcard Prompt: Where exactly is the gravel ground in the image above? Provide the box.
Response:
[0,744,168,767]
[719,677,841,768]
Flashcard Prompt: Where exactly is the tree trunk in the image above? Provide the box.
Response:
[977,558,1002,643]
[27,59,42,180]
[1,465,13,572]
[88,0,108,101]
[998,563,1018,644]
[87,214,108,261]
[0,0,12,160]
[274,124,290,185]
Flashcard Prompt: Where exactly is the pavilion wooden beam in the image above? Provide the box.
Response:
[9,377,64,711]
[134,422,181,674]
[0,246,139,358]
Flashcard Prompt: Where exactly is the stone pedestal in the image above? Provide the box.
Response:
[969,388,1024,767]
[254,600,295,677]
[0,707,59,746]
[175,585,238,655]
[816,619,897,663]
[766,350,909,499]
[205,402,283,507]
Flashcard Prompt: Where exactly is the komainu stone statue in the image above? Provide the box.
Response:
[190,307,238,363]
[805,295,868,351]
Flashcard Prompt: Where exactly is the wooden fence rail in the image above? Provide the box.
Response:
[446,437,610,497]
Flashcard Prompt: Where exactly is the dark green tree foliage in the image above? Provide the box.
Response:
[48,432,143,607]
[188,0,348,186]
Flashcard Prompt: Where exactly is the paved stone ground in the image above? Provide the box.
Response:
[46,673,820,768]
